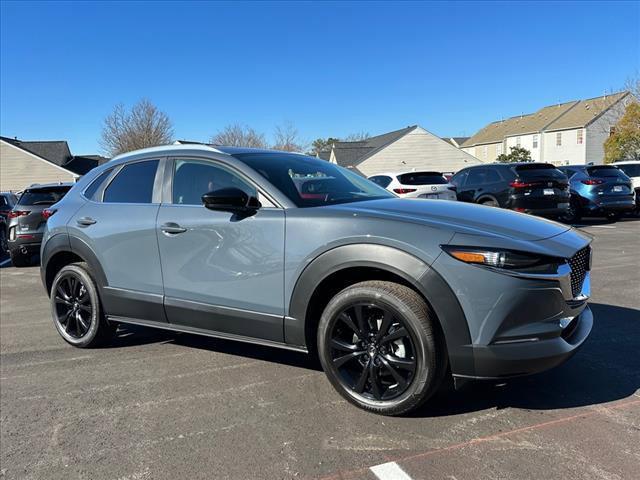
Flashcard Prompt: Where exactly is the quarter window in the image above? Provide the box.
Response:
[84,169,113,201]
[172,159,257,206]
[577,129,584,144]
[556,132,562,146]
[103,160,159,204]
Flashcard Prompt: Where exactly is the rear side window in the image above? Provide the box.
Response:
[466,168,488,185]
[587,166,629,180]
[17,186,70,206]
[83,169,113,201]
[397,172,447,185]
[369,175,392,188]
[103,160,159,204]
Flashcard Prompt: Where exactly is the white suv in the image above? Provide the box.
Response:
[614,160,640,215]
[368,171,457,200]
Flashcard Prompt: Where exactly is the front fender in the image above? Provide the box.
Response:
[285,244,473,375]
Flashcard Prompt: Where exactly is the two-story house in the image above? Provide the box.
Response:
[461,91,635,165]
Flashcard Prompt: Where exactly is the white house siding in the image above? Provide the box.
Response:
[542,128,587,165]
[505,133,543,162]
[584,99,630,165]
[461,142,503,162]
[358,127,483,177]
[0,140,76,191]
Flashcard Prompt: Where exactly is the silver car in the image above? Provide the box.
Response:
[40,145,593,415]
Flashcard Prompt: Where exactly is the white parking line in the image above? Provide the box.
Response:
[370,461,414,480]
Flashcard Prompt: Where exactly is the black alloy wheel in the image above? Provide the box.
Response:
[318,281,445,416]
[328,303,417,401]
[54,273,93,339]
[50,262,115,347]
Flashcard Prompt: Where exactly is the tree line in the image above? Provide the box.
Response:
[100,99,369,158]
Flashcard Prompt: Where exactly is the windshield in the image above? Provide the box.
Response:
[616,164,640,177]
[233,153,394,207]
[397,172,448,185]
[17,186,70,206]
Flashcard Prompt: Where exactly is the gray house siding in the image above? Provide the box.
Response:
[0,140,76,191]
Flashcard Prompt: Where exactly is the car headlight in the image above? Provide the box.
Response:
[441,246,563,274]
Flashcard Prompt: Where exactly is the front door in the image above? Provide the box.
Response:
[156,158,285,342]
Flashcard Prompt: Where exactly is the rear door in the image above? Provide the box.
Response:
[156,157,285,342]
[68,159,165,321]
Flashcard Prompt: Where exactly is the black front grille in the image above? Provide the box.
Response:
[569,246,590,297]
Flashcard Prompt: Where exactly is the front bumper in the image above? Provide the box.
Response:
[434,231,593,380]
[460,305,592,378]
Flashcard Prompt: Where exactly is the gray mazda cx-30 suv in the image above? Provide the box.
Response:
[40,145,593,415]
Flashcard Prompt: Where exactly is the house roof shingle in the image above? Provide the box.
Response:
[330,126,417,168]
[462,91,631,147]
[0,136,107,175]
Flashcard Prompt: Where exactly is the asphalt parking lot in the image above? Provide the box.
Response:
[1,218,639,480]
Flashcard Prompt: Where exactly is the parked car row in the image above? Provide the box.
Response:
[368,161,639,223]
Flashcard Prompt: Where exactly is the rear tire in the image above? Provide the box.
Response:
[479,198,499,207]
[10,251,31,267]
[50,262,115,348]
[317,280,446,416]
[0,229,7,254]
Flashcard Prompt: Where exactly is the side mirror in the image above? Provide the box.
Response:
[201,188,261,213]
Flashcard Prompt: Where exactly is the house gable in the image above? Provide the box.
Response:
[357,126,483,177]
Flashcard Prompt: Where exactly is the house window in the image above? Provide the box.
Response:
[533,135,538,148]
[577,129,583,144]
[483,145,488,158]
[516,136,521,147]
[496,143,503,155]
[556,132,562,146]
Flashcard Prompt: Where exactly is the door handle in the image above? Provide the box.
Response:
[161,222,187,235]
[77,217,97,226]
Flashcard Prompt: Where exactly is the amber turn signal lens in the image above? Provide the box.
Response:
[449,251,487,264]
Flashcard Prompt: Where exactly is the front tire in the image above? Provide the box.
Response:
[317,281,445,416]
[50,262,115,348]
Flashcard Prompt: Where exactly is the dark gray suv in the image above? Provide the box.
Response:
[40,145,593,415]
[8,183,72,266]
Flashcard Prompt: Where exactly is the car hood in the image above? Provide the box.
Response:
[329,198,571,242]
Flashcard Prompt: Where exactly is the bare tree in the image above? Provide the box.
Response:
[343,131,370,142]
[624,72,640,99]
[100,99,173,157]
[272,122,306,152]
[210,124,268,148]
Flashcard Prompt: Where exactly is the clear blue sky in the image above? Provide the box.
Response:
[1,0,638,154]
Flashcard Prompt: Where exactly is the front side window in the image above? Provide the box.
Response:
[172,159,257,206]
[103,160,159,204]
[577,129,584,144]
[533,135,538,148]
[556,132,562,146]
[466,168,487,185]
[233,153,393,207]
[449,170,468,188]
